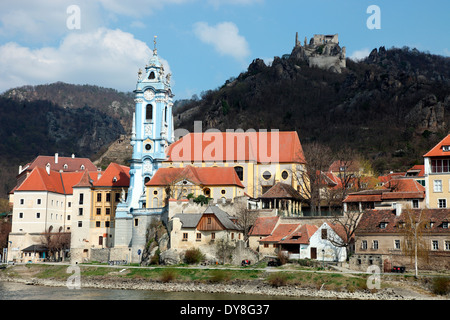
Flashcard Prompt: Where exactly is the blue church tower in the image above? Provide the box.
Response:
[114,37,174,260]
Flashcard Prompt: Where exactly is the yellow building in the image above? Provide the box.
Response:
[145,165,245,208]
[163,131,307,200]
[424,134,450,208]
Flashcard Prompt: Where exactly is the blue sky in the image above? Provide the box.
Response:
[0,0,449,100]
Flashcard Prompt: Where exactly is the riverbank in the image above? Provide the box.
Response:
[1,264,448,300]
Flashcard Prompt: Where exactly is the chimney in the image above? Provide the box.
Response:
[55,153,59,164]
[72,154,75,159]
[395,203,402,216]
[46,163,51,175]
[97,167,102,180]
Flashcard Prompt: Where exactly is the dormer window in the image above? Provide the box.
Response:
[443,145,450,152]
[380,222,388,229]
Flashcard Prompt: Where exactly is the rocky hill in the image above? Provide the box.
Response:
[174,46,450,174]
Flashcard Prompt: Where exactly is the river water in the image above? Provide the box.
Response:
[0,281,299,300]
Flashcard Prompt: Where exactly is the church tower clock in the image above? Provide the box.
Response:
[114,37,174,254]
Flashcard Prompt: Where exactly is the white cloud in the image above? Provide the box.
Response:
[0,28,171,93]
[349,48,371,61]
[193,21,250,61]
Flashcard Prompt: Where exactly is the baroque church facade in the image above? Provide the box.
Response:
[113,41,176,262]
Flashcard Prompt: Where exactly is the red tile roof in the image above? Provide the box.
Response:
[356,209,450,234]
[279,224,318,245]
[94,163,130,187]
[260,223,301,243]
[423,134,450,157]
[344,178,425,202]
[248,216,280,236]
[15,167,98,195]
[146,165,244,188]
[20,154,97,175]
[166,131,305,164]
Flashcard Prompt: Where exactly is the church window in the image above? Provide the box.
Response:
[149,71,155,80]
[134,219,139,227]
[164,107,167,123]
[281,170,289,180]
[145,144,152,151]
[144,176,150,184]
[146,104,153,121]
[234,166,244,181]
[262,171,272,180]
[221,189,226,195]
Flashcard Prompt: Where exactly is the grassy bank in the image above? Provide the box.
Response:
[1,263,449,297]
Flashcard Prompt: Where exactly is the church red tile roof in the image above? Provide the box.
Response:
[146,165,244,188]
[423,134,450,157]
[166,131,305,164]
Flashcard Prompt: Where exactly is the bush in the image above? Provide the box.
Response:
[160,268,177,283]
[267,272,289,287]
[184,248,205,264]
[431,277,450,295]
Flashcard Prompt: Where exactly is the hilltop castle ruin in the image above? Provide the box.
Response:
[291,32,346,73]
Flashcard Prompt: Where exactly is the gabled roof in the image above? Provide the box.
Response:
[423,134,450,157]
[166,131,306,164]
[259,182,303,200]
[248,216,280,236]
[146,165,244,188]
[173,206,241,231]
[94,163,130,187]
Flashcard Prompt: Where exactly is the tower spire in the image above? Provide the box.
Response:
[153,35,157,56]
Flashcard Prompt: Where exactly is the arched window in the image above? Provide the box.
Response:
[164,106,167,123]
[149,71,155,80]
[234,166,244,181]
[146,104,153,121]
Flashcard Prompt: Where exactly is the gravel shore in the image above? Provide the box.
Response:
[1,274,446,300]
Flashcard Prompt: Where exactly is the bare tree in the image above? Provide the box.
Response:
[328,210,363,259]
[401,207,430,278]
[234,201,259,243]
[292,142,333,215]
[41,226,71,261]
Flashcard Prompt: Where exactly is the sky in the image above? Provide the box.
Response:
[0,0,449,100]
